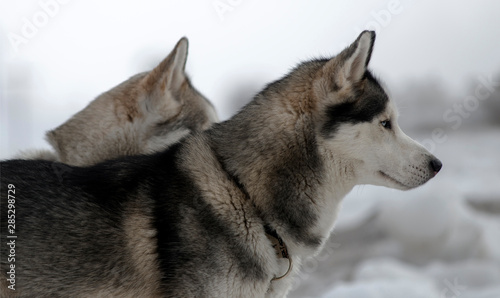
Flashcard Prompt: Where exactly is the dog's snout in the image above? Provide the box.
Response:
[429,158,442,175]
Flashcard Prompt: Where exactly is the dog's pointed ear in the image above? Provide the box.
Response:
[167,37,188,91]
[342,30,375,82]
[325,31,376,87]
[142,37,189,95]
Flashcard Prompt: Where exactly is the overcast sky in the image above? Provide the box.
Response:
[1,0,499,158]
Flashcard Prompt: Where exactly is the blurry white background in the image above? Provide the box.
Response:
[1,1,499,297]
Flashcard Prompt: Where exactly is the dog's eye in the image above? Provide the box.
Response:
[381,120,391,129]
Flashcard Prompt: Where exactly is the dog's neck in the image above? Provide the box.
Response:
[207,108,357,261]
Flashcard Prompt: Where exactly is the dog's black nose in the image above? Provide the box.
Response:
[430,158,442,174]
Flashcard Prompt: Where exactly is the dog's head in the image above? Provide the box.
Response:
[47,37,218,166]
[240,31,441,192]
[313,31,441,190]
[208,31,442,247]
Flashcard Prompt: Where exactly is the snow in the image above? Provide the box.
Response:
[290,127,500,297]
[321,280,440,298]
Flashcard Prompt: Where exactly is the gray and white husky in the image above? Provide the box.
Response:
[0,31,441,297]
[16,37,218,166]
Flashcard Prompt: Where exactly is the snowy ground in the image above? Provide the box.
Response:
[289,127,500,298]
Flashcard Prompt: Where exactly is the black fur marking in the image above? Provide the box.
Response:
[266,126,324,248]
[322,71,388,137]
[0,159,144,294]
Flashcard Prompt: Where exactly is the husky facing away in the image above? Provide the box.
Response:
[17,37,218,166]
[0,31,441,297]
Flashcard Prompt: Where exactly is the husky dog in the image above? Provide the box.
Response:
[17,37,218,166]
[1,31,441,297]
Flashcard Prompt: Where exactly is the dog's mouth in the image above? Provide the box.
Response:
[378,171,410,189]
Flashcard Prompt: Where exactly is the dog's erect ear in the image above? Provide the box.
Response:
[341,30,375,82]
[142,37,189,95]
[325,31,376,87]
[167,37,188,91]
